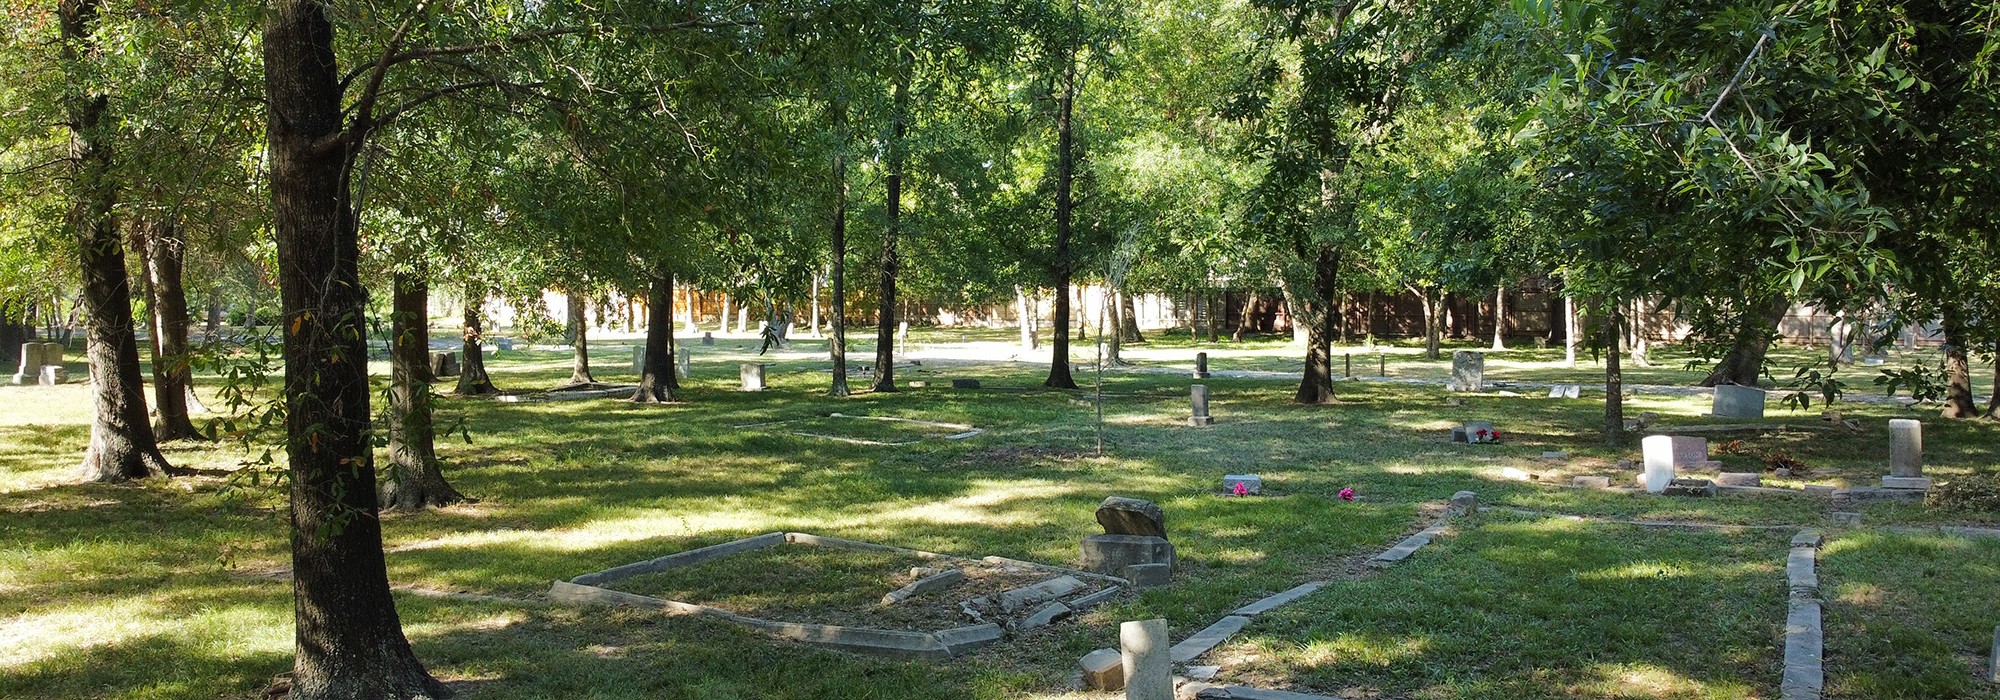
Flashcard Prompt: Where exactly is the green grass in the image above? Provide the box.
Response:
[2,329,1997,698]
[1819,531,2000,700]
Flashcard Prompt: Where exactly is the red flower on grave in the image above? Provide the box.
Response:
[1475,429,1490,438]
[1490,430,1502,440]
[1232,482,1249,497]
[1339,487,1355,501]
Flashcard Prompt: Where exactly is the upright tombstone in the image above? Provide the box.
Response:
[1667,436,1710,468]
[676,347,692,379]
[1082,497,1175,586]
[1120,619,1172,700]
[1884,419,1930,490]
[1547,384,1582,399]
[1712,384,1767,419]
[1192,352,1210,379]
[702,332,715,346]
[739,363,766,391]
[1641,435,1677,493]
[897,320,909,347]
[1188,384,1215,426]
[1447,351,1485,392]
[37,365,68,386]
[495,338,514,351]
[631,344,647,374]
[430,352,460,378]
[12,342,42,385]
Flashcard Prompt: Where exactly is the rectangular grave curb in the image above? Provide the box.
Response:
[1781,529,1824,700]
[571,532,787,586]
[1171,615,1252,663]
[1233,581,1326,617]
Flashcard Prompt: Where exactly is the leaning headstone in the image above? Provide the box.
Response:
[1641,435,1677,493]
[1192,352,1210,379]
[1096,497,1167,538]
[701,332,714,346]
[1189,384,1215,426]
[1121,619,1171,700]
[1547,384,1582,399]
[1712,384,1767,419]
[38,365,68,386]
[1447,351,1485,392]
[676,347,691,378]
[739,363,766,391]
[1222,474,1261,495]
[1888,419,1923,478]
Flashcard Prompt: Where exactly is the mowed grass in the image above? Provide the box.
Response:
[1,327,1996,698]
[1819,531,2000,700]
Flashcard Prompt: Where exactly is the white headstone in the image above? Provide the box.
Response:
[739,363,766,391]
[676,347,691,379]
[1642,435,1677,493]
[1120,619,1171,700]
[1888,419,1922,478]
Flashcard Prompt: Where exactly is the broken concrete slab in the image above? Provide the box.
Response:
[1014,601,1071,631]
[1170,615,1251,663]
[881,568,965,605]
[934,623,1002,657]
[999,575,1085,612]
[1232,581,1326,617]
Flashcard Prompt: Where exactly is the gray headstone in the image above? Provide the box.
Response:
[495,338,514,351]
[1096,496,1167,537]
[1120,619,1172,700]
[702,332,714,346]
[1829,512,1862,527]
[1081,534,1175,576]
[677,347,691,378]
[1223,474,1261,495]
[1462,421,1495,442]
[1572,476,1611,489]
[1880,476,1932,490]
[631,345,647,374]
[15,342,38,376]
[1122,563,1172,589]
[1715,472,1763,487]
[1641,435,1677,493]
[739,363,766,391]
[1447,351,1485,392]
[1193,352,1210,379]
[1189,384,1214,426]
[38,365,67,386]
[1666,436,1709,467]
[1888,419,1922,477]
[1712,384,1767,419]
[1548,384,1582,399]
[1449,490,1479,514]
[1664,478,1716,497]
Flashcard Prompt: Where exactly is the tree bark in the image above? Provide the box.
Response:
[1204,291,1220,343]
[263,0,449,693]
[1415,286,1443,360]
[1045,63,1079,390]
[1563,295,1577,367]
[565,292,593,386]
[455,290,497,395]
[872,70,908,393]
[1940,306,1977,418]
[633,270,680,403]
[829,140,851,397]
[1699,296,1787,387]
[1628,298,1651,367]
[1107,287,1125,364]
[1605,304,1625,446]
[1232,292,1256,342]
[382,273,466,510]
[139,220,203,441]
[1294,249,1340,404]
[1015,286,1038,352]
[1986,339,1999,419]
[1490,286,1506,351]
[1119,289,1143,343]
[63,0,172,482]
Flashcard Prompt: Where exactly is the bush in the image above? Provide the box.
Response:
[1926,473,2000,514]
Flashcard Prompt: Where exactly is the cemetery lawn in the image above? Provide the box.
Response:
[1819,530,2000,700]
[0,330,1995,698]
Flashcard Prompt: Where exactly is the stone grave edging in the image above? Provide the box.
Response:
[1781,529,1826,700]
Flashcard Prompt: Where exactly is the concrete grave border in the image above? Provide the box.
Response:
[548,531,1116,660]
[732,412,984,446]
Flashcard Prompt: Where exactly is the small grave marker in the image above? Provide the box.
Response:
[1447,351,1484,392]
[1222,474,1261,495]
[1712,384,1767,419]
[1192,352,1210,379]
[702,332,714,346]
[739,363,766,391]
[677,347,691,378]
[1189,385,1215,426]
[1548,384,1582,399]
[1885,419,1929,490]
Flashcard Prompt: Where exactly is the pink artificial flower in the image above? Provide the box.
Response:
[1339,487,1356,502]
[1232,482,1249,497]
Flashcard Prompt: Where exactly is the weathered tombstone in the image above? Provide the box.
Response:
[1666,436,1709,468]
[1084,497,1175,579]
[1641,435,1677,493]
[1664,478,1716,497]
[1888,419,1923,478]
[1192,352,1210,379]
[11,342,41,384]
[1449,490,1478,514]
[1123,563,1172,589]
[739,363,766,391]
[631,345,647,374]
[1714,472,1763,487]
[1189,385,1214,426]
[1447,351,1484,392]
[701,332,714,346]
[495,338,514,351]
[1712,384,1767,419]
[1096,496,1166,538]
[431,352,460,377]
[38,365,68,386]
[1572,476,1611,489]
[1548,384,1582,399]
[1121,619,1171,700]
[1459,420,1496,443]
[1081,648,1124,691]
[676,347,691,378]
[1222,474,1260,495]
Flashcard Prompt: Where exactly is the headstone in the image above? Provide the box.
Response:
[1542,451,1569,461]
[495,338,514,351]
[430,352,460,377]
[1888,419,1922,478]
[1715,472,1763,487]
[1712,384,1767,419]
[1641,435,1677,493]
[1192,352,1210,379]
[12,342,59,385]
[1222,474,1261,495]
[1881,476,1933,490]
[1082,535,1176,577]
[1096,497,1167,538]
[1829,511,1862,527]
[1664,436,1709,468]
[1123,563,1172,589]
[1447,351,1484,392]
[37,365,67,386]
[702,332,714,346]
[1189,384,1215,426]
[1547,384,1582,399]
[1080,648,1124,691]
[1449,491,1478,514]
[897,320,909,346]
[631,345,647,374]
[951,378,981,389]
[1120,619,1171,700]
[677,347,691,378]
[739,363,766,391]
[1461,420,1496,443]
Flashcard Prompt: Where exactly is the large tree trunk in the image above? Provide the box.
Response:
[1294,249,1340,404]
[455,290,497,395]
[1699,296,1787,387]
[829,141,851,397]
[1605,304,1625,446]
[1490,286,1506,351]
[1107,287,1125,364]
[633,270,680,403]
[1628,298,1652,367]
[63,0,171,482]
[1940,306,1977,418]
[382,273,466,510]
[1414,286,1443,361]
[263,0,449,695]
[565,292,594,386]
[1015,286,1038,352]
[0,303,28,370]
[1986,339,2000,419]
[139,220,203,441]
[1045,66,1079,390]
[1119,290,1143,343]
[872,71,908,393]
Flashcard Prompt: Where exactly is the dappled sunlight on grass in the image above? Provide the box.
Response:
[1282,631,1434,669]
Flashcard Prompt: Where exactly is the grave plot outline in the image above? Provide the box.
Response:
[732,412,985,446]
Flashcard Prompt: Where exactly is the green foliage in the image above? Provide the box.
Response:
[1778,361,1847,411]
[1873,361,1949,404]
